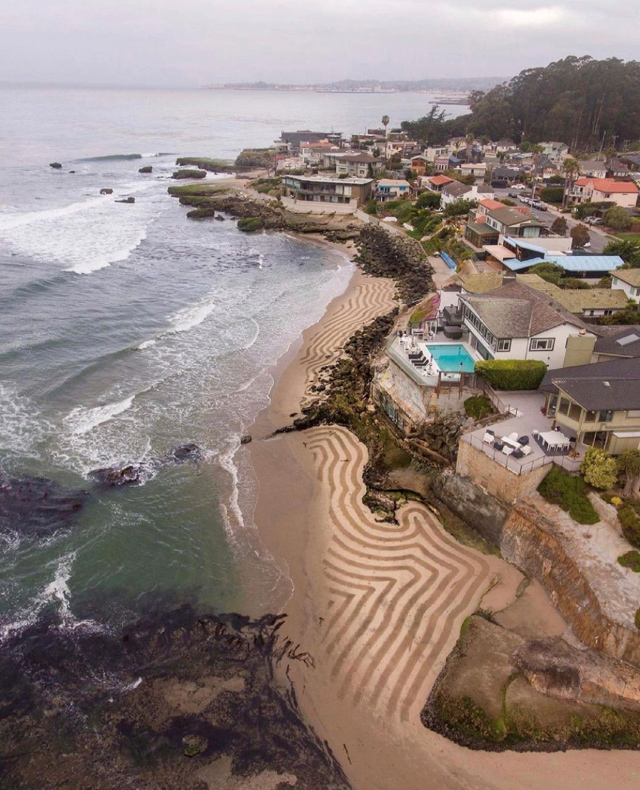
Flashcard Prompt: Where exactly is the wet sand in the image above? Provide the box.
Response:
[247,267,640,790]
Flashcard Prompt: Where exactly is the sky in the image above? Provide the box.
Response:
[1,0,639,88]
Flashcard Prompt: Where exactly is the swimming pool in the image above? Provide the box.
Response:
[426,344,476,373]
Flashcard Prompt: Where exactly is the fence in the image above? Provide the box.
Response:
[479,379,521,417]
[462,433,581,477]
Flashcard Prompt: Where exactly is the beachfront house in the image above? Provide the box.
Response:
[376,178,413,203]
[332,152,383,178]
[499,254,625,280]
[440,182,493,209]
[459,280,598,369]
[281,175,373,211]
[540,357,640,454]
[420,174,454,192]
[611,269,640,304]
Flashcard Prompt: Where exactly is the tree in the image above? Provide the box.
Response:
[603,238,640,267]
[603,205,632,231]
[416,191,442,209]
[443,199,477,217]
[570,223,590,249]
[561,158,581,207]
[581,447,618,490]
[618,450,640,498]
[551,216,568,236]
[381,115,390,162]
[540,186,564,204]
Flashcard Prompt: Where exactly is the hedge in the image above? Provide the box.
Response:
[474,359,547,390]
[537,466,599,525]
[618,503,640,549]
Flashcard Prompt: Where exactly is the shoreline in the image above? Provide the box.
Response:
[244,263,640,788]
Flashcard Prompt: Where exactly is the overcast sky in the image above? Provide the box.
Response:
[1,0,638,88]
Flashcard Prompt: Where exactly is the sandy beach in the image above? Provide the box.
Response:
[247,264,640,790]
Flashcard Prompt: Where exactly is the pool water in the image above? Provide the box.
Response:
[426,344,476,373]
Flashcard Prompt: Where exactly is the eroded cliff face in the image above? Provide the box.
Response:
[502,501,640,668]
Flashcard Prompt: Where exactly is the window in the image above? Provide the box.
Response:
[558,398,570,416]
[603,310,613,316]
[598,410,613,423]
[497,339,511,352]
[529,338,555,351]
[585,410,597,422]
[628,410,640,418]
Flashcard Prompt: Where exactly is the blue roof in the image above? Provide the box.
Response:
[504,237,547,255]
[502,254,625,273]
[440,251,457,270]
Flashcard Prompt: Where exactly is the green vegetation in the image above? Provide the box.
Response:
[580,447,619,490]
[364,198,378,215]
[598,303,640,325]
[527,261,591,289]
[550,216,568,236]
[464,395,494,421]
[172,169,206,180]
[574,200,615,220]
[618,550,640,572]
[538,466,599,525]
[636,608,640,630]
[249,177,281,196]
[618,503,640,549]
[603,238,640,267]
[474,359,547,390]
[237,217,264,232]
[603,206,632,231]
[570,223,590,249]
[175,157,233,172]
[540,186,564,204]
[234,148,276,170]
[416,191,442,210]
[443,199,477,217]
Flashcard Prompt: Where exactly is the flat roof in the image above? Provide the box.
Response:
[503,255,625,272]
[283,175,373,185]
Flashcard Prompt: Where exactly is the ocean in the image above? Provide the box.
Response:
[0,85,467,635]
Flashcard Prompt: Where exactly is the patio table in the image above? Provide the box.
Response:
[539,430,571,451]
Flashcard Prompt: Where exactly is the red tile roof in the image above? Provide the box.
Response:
[428,175,454,186]
[575,177,639,194]
[479,198,503,210]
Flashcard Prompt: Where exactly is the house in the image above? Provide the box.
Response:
[482,206,546,238]
[300,141,342,165]
[376,178,413,202]
[608,159,632,179]
[611,269,640,303]
[410,155,429,175]
[579,160,608,179]
[434,155,452,172]
[279,130,343,153]
[458,162,487,180]
[440,182,493,209]
[420,174,454,192]
[490,139,516,154]
[332,152,383,178]
[540,357,640,454]
[533,156,559,180]
[459,280,598,369]
[464,220,500,250]
[281,175,373,210]
[592,326,640,362]
[491,165,524,184]
[516,274,629,318]
[567,177,639,208]
[539,141,570,165]
[425,145,449,163]
[500,254,625,279]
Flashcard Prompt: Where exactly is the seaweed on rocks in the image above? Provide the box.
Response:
[0,602,351,789]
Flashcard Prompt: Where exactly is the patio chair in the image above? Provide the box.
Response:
[512,449,524,459]
[493,441,504,451]
[483,431,495,444]
[521,445,532,456]
[517,436,529,446]
[503,445,514,456]
[532,430,539,439]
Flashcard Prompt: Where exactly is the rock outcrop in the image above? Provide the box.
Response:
[0,473,87,539]
[172,168,207,180]
[115,196,135,204]
[138,165,152,173]
[49,162,62,169]
[100,188,113,194]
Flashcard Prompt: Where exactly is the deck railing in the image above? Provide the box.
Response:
[461,433,581,476]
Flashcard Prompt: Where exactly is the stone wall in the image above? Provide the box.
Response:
[455,440,550,505]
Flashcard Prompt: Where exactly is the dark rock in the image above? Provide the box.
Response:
[115,197,135,204]
[240,435,252,445]
[138,165,153,174]
[183,734,208,757]
[172,169,207,180]
[68,170,76,173]
[89,464,145,487]
[49,162,62,169]
[100,188,113,195]
[0,473,87,538]
[214,214,225,221]
[170,443,201,462]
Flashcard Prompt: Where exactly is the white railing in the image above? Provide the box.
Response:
[462,433,580,476]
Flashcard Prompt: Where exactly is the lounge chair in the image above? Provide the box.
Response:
[521,445,532,456]
[483,432,495,444]
[517,436,529,446]
[503,445,514,456]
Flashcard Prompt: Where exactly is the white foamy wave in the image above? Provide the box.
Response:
[137,339,157,350]
[170,298,215,333]
[65,395,135,436]
[217,437,243,543]
[0,383,52,458]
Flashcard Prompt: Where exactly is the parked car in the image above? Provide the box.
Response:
[511,183,526,190]
[519,196,530,204]
[531,201,548,211]
[508,191,519,199]
[585,216,602,225]
[491,180,508,189]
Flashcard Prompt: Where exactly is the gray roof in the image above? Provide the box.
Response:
[594,326,640,359]
[540,358,640,411]
[487,206,545,228]
[442,181,472,198]
[462,281,589,338]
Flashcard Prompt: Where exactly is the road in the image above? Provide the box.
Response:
[490,187,614,254]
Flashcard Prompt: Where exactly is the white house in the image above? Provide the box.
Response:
[458,162,487,180]
[376,178,413,202]
[459,280,598,369]
[579,160,608,179]
[425,145,449,162]
[611,269,640,303]
[567,177,639,208]
[540,141,570,165]
[440,181,494,208]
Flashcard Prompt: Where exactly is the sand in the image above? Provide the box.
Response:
[247,266,640,790]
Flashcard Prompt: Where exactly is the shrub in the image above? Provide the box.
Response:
[618,504,640,549]
[570,223,590,249]
[603,206,632,231]
[618,551,640,572]
[416,191,441,210]
[538,466,599,525]
[551,216,568,236]
[540,186,564,204]
[364,198,378,215]
[580,447,618,490]
[237,217,263,232]
[611,496,624,507]
[474,359,547,390]
[464,395,494,421]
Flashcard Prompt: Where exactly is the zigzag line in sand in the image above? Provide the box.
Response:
[306,426,492,724]
[300,279,396,406]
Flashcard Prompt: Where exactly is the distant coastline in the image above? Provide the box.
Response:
[204,77,502,94]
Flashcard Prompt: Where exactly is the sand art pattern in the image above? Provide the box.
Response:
[299,278,396,406]
[307,426,493,723]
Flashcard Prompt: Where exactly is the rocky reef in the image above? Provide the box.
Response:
[0,604,351,789]
[90,443,202,487]
[172,169,207,180]
[49,162,62,169]
[175,157,234,173]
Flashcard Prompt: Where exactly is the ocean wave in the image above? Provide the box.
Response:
[217,437,243,544]
[65,395,136,436]
[137,339,157,350]
[0,383,52,459]
[169,298,215,333]
[76,153,144,162]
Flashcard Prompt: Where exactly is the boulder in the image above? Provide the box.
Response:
[240,435,252,445]
[214,214,225,221]
[115,197,135,204]
[68,170,76,174]
[138,165,153,174]
[49,162,62,169]
[182,734,208,757]
[89,464,145,487]
[100,188,113,195]
[170,443,202,462]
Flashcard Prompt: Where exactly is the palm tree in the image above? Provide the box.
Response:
[381,115,390,163]
[561,157,581,208]
[465,133,474,163]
